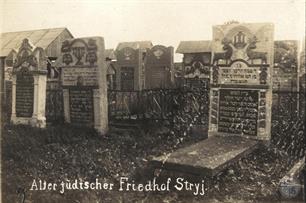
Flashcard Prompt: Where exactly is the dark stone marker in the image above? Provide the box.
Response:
[145,45,174,89]
[218,89,258,136]
[120,67,134,91]
[69,88,94,126]
[16,72,34,117]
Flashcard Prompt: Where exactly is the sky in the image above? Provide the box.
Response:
[0,0,305,61]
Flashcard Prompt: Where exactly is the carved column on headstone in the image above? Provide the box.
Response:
[31,74,47,127]
[32,76,39,119]
[11,76,17,120]
[208,89,219,135]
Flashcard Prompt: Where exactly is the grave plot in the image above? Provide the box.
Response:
[10,38,47,128]
[59,37,108,134]
[151,22,274,177]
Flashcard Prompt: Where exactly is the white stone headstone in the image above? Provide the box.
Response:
[59,37,108,135]
[11,38,48,128]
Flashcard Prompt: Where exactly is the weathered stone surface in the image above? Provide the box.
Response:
[59,37,108,134]
[209,22,274,141]
[10,38,47,128]
[151,136,259,176]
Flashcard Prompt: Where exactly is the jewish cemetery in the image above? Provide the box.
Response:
[0,2,305,202]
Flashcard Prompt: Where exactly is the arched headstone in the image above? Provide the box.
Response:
[11,39,48,128]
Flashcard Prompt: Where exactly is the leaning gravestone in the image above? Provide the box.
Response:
[209,23,274,141]
[60,37,108,134]
[10,38,47,128]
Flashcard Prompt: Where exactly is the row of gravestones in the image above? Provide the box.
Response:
[11,37,108,134]
[115,45,174,90]
[11,22,274,141]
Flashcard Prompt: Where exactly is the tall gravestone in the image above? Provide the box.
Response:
[145,45,174,89]
[209,23,274,141]
[10,39,47,128]
[115,47,144,90]
[60,37,108,134]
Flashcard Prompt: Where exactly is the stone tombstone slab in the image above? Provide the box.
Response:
[209,23,274,141]
[115,47,143,90]
[16,71,34,117]
[69,88,94,125]
[11,38,48,128]
[59,37,108,134]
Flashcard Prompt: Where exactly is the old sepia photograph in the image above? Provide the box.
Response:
[0,0,305,202]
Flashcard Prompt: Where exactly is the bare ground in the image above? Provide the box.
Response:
[1,122,303,203]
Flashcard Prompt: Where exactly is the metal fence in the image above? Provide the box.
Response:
[107,88,210,125]
[271,89,305,160]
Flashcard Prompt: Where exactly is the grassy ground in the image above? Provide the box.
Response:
[1,122,303,203]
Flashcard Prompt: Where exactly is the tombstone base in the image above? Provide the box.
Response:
[30,117,46,128]
[11,115,46,128]
[94,126,108,135]
[208,131,271,142]
[191,124,208,139]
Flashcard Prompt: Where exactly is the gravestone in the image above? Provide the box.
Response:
[115,47,144,90]
[10,39,47,128]
[209,22,274,141]
[59,37,108,134]
[183,53,211,89]
[150,22,273,176]
[145,45,174,89]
